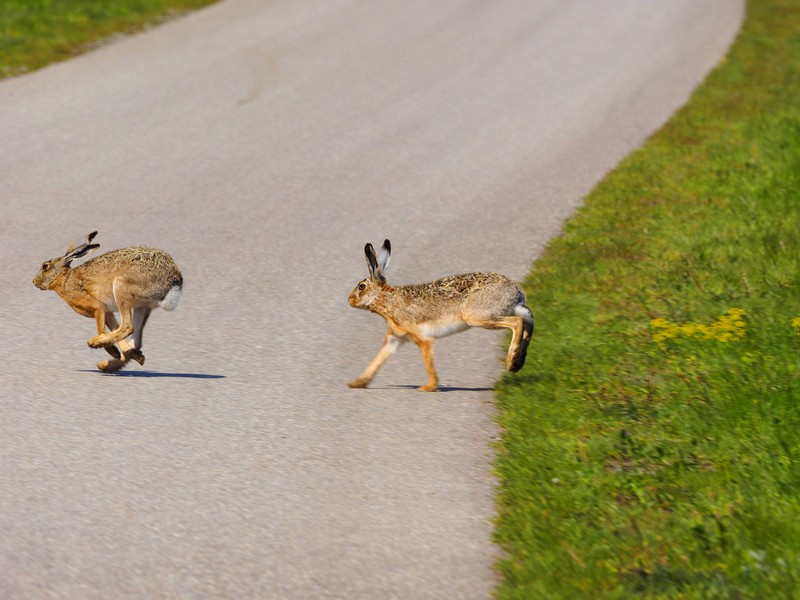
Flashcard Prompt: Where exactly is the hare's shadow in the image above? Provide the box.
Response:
[386,384,493,393]
[79,370,225,379]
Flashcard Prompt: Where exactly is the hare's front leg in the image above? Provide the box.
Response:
[349,333,403,388]
[89,309,121,360]
[409,334,439,392]
[95,312,136,373]
[88,289,134,348]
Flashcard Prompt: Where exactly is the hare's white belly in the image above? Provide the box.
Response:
[419,318,470,339]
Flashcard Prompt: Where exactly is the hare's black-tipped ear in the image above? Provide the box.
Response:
[68,243,99,261]
[64,231,98,256]
[63,231,100,265]
[377,239,391,273]
[364,243,379,279]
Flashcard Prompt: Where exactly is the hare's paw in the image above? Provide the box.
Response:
[507,340,531,373]
[507,348,525,372]
[97,358,126,373]
[125,348,145,366]
[88,333,113,348]
[417,383,439,392]
[348,378,370,389]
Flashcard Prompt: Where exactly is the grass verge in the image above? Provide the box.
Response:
[0,0,218,79]
[495,0,800,597]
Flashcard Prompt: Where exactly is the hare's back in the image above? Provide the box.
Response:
[430,272,514,297]
[83,247,182,291]
[401,272,517,308]
[457,272,525,318]
[85,246,176,269]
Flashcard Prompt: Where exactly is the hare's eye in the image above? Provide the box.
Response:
[358,283,367,291]
[41,262,49,271]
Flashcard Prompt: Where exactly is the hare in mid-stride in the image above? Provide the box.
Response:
[348,240,534,392]
[33,231,183,373]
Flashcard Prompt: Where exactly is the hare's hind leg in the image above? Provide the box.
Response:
[508,304,535,372]
[107,312,145,367]
[349,333,403,389]
[127,307,151,366]
[132,307,151,350]
[509,317,533,373]
[471,316,531,372]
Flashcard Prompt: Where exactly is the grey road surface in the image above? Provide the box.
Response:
[0,1,742,598]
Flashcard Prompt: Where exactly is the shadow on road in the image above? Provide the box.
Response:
[78,370,226,379]
[385,384,493,393]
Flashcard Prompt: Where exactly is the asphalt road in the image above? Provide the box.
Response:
[0,1,743,597]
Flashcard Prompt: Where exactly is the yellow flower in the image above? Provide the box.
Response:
[650,318,673,329]
[697,324,715,339]
[650,308,746,345]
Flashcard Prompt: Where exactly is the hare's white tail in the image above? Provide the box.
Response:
[514,303,534,327]
[159,285,182,311]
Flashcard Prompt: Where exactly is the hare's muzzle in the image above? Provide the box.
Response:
[349,288,367,309]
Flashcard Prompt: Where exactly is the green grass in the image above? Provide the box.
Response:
[0,0,218,79]
[5,0,799,595]
[495,0,800,597]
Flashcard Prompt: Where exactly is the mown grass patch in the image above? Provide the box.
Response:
[495,0,800,597]
[0,0,218,79]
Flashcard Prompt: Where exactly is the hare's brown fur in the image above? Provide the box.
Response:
[349,240,533,392]
[34,232,182,372]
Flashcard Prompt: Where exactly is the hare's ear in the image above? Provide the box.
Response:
[64,231,98,254]
[68,243,99,260]
[364,243,382,280]
[64,231,100,265]
[377,239,391,273]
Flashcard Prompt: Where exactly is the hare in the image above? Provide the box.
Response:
[33,231,183,373]
[348,240,533,392]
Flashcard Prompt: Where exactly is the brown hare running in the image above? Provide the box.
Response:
[348,240,533,392]
[33,231,183,373]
